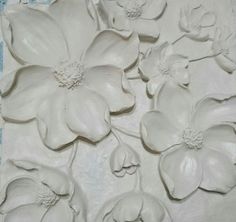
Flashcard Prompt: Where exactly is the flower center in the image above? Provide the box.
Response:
[124,0,145,19]
[53,60,84,89]
[36,185,59,208]
[159,61,170,75]
[182,128,203,150]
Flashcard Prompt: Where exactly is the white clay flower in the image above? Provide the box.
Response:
[212,27,236,73]
[92,0,167,41]
[139,42,189,96]
[0,160,86,222]
[141,93,236,199]
[110,143,140,177]
[96,192,171,222]
[179,3,216,41]
[0,2,139,150]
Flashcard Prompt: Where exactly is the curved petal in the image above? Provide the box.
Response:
[141,0,167,20]
[4,204,46,222]
[42,200,74,222]
[11,160,72,196]
[65,86,111,143]
[131,19,160,41]
[200,148,236,193]
[84,66,135,113]
[172,68,190,87]
[141,111,182,153]
[0,177,39,213]
[83,30,139,70]
[112,193,143,222]
[191,94,236,131]
[160,145,202,199]
[146,75,166,96]
[48,0,96,59]
[36,89,77,150]
[141,194,165,222]
[110,10,131,31]
[204,124,236,164]
[214,54,236,74]
[1,66,58,122]
[200,12,216,27]
[155,81,192,128]
[139,47,162,81]
[2,4,69,66]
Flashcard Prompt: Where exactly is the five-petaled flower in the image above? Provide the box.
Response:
[92,0,167,41]
[141,93,236,199]
[179,3,216,41]
[110,143,140,177]
[139,42,189,96]
[212,27,236,73]
[0,2,139,150]
[96,192,171,222]
[0,160,87,222]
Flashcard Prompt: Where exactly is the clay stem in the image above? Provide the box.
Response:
[172,34,185,45]
[189,52,221,62]
[133,168,143,192]
[112,125,140,139]
[68,141,78,169]
[111,128,123,145]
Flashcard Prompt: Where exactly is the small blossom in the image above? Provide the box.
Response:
[110,143,140,177]
[179,3,216,41]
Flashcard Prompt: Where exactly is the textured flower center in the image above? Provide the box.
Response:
[159,61,170,75]
[182,128,203,150]
[124,0,145,19]
[53,61,84,89]
[36,185,59,208]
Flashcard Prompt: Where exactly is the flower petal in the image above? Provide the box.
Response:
[146,75,166,96]
[112,193,143,222]
[37,89,77,150]
[172,67,190,87]
[1,66,58,122]
[11,160,72,195]
[200,12,216,27]
[214,54,236,74]
[65,87,111,143]
[4,204,46,222]
[191,94,236,131]
[48,0,96,59]
[83,30,139,70]
[141,194,165,222]
[155,81,192,128]
[160,145,202,199]
[0,177,39,213]
[141,0,167,20]
[139,47,162,81]
[204,124,236,164]
[42,200,74,222]
[2,4,69,66]
[200,148,236,193]
[141,111,181,153]
[131,19,160,41]
[84,65,135,113]
[110,10,131,31]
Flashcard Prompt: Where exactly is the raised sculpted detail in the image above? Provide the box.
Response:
[182,128,203,150]
[0,160,87,222]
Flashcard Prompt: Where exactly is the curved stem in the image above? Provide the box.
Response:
[67,141,78,169]
[172,34,185,45]
[112,124,140,139]
[133,168,143,192]
[189,52,221,63]
[111,128,123,145]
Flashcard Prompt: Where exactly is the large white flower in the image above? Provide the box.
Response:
[141,92,236,199]
[212,27,236,73]
[179,3,216,41]
[90,0,167,41]
[96,192,171,222]
[139,42,189,96]
[0,1,139,150]
[0,160,87,222]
